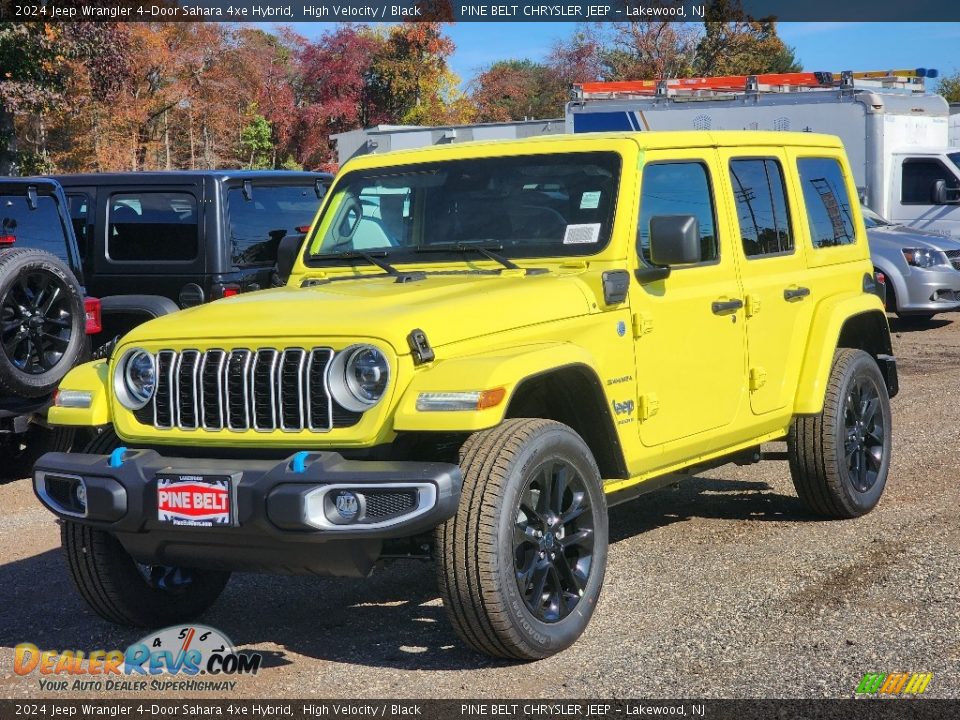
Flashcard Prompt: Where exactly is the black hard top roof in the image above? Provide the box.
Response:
[50,170,333,185]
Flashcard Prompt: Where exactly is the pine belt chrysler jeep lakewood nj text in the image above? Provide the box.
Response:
[34,132,897,660]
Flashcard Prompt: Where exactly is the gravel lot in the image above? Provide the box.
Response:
[1,315,958,699]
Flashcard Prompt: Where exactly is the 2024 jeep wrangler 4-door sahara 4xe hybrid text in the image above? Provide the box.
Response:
[35,132,897,660]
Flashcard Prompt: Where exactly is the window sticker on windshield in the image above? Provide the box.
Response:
[580,191,602,209]
[563,224,601,245]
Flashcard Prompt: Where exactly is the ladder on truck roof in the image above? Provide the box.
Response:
[574,69,939,99]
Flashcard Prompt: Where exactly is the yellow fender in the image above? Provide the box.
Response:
[793,292,889,415]
[393,343,600,432]
[47,360,112,427]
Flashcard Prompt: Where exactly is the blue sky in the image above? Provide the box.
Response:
[287,22,960,90]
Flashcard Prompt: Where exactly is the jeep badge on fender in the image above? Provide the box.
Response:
[34,131,896,661]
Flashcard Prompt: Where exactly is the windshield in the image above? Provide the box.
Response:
[860,204,892,229]
[950,152,960,174]
[1,194,71,266]
[228,185,324,267]
[307,152,621,263]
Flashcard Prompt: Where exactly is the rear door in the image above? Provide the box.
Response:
[717,149,815,416]
[92,183,205,302]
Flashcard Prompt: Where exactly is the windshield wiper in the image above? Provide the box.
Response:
[415,242,522,271]
[315,250,424,283]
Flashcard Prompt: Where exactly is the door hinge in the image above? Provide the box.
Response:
[745,293,761,318]
[749,367,767,391]
[632,312,654,338]
[638,393,660,421]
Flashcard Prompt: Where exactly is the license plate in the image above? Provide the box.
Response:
[157,473,232,527]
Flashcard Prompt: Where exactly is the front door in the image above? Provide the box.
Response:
[630,150,748,452]
[890,155,960,239]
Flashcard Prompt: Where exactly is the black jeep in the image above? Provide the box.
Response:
[0,180,165,479]
[54,171,331,341]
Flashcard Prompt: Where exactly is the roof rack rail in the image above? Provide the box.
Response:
[574,69,937,99]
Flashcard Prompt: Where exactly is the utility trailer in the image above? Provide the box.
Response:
[567,70,960,237]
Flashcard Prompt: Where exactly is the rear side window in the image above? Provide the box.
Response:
[68,193,91,259]
[227,186,322,267]
[797,158,856,248]
[638,162,718,264]
[108,192,198,262]
[0,194,71,265]
[901,158,960,204]
[729,158,793,257]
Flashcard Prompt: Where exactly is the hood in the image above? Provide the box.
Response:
[122,271,594,353]
[867,224,960,252]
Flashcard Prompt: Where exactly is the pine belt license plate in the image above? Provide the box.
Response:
[156,473,234,527]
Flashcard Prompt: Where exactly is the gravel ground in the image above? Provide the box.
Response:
[1,315,958,699]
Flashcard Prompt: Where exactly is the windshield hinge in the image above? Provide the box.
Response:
[26,185,38,210]
[242,179,253,201]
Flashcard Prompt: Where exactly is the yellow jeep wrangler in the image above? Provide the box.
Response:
[35,132,897,660]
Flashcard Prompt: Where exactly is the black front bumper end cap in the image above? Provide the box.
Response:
[33,449,463,540]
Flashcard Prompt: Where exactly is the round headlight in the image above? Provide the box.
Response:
[114,349,156,410]
[328,345,389,412]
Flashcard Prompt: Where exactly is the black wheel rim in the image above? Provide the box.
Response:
[843,377,886,493]
[514,460,595,623]
[1,270,73,374]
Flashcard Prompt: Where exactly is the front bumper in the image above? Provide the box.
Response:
[33,449,461,577]
[897,266,960,314]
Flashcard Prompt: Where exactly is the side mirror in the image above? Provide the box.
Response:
[931,179,960,205]
[650,215,701,266]
[276,234,302,284]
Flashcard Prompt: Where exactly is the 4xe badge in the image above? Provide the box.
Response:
[157,473,231,527]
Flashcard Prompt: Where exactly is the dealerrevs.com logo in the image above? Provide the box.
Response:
[14,625,261,692]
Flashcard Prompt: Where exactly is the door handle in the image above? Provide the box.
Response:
[711,298,744,315]
[784,286,811,301]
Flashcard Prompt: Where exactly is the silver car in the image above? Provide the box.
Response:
[864,205,960,322]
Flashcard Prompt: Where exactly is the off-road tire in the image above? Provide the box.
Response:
[61,429,230,627]
[436,418,608,660]
[788,349,892,518]
[0,248,85,397]
[2,425,75,482]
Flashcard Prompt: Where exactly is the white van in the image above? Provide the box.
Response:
[568,71,960,237]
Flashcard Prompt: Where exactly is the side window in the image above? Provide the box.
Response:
[107,191,198,262]
[637,162,718,264]
[797,158,856,249]
[729,159,793,258]
[901,158,960,204]
[67,193,91,259]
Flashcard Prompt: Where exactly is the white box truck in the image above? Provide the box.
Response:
[568,71,960,237]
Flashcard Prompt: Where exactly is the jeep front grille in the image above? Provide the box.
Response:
[134,347,362,432]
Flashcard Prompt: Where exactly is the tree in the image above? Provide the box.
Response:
[601,21,700,80]
[693,0,801,75]
[364,22,468,126]
[240,113,273,169]
[471,60,565,122]
[939,71,960,104]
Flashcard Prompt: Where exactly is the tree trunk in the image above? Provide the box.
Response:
[0,105,17,176]
[164,110,171,170]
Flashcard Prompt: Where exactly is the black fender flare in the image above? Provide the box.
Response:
[98,294,179,319]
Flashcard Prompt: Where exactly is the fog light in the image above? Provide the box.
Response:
[334,491,360,521]
[75,483,87,510]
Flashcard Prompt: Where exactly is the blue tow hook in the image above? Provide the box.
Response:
[108,447,128,468]
[290,451,310,474]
